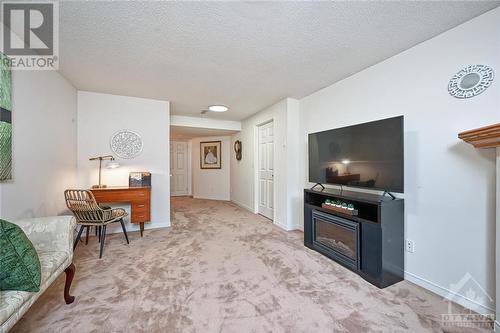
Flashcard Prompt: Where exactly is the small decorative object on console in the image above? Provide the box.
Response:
[129,172,151,187]
[322,201,358,216]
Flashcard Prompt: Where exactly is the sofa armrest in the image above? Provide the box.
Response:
[11,216,76,257]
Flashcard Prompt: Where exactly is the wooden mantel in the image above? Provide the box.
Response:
[458,123,500,149]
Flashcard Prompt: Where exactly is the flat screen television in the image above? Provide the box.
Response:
[308,116,404,193]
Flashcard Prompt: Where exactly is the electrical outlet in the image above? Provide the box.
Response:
[406,239,415,253]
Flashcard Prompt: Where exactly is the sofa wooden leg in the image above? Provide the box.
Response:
[64,263,75,304]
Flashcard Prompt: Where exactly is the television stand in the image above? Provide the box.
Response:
[303,188,404,288]
[311,183,325,191]
[382,191,396,200]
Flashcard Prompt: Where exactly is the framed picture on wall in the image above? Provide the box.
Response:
[200,141,221,169]
[0,52,12,181]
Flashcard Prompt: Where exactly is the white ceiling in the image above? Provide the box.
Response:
[59,1,499,121]
[170,126,238,140]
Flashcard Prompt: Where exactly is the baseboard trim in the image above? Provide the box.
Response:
[230,200,254,213]
[273,220,290,231]
[193,195,230,201]
[289,224,303,231]
[404,271,495,315]
[229,201,304,233]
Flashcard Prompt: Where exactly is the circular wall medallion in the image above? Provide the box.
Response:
[234,140,242,160]
[110,130,143,159]
[448,65,494,99]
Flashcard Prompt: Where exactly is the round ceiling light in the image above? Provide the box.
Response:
[208,105,228,112]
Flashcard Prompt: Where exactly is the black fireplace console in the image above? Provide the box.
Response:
[304,188,404,288]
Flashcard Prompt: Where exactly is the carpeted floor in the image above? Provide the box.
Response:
[12,197,492,333]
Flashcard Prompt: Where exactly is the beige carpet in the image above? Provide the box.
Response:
[12,197,492,333]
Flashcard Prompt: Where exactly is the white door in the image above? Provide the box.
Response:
[258,121,274,220]
[170,141,189,196]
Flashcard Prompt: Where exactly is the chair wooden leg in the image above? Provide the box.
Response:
[73,226,85,250]
[64,263,75,304]
[119,219,129,244]
[85,226,90,245]
[95,226,98,236]
[98,226,102,243]
[99,225,107,258]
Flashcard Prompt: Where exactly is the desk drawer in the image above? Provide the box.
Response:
[131,201,150,223]
[92,188,150,203]
[132,201,149,213]
[132,210,150,223]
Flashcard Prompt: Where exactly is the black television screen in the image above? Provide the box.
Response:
[308,116,404,193]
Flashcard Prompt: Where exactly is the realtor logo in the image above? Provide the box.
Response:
[441,273,494,329]
[1,1,59,69]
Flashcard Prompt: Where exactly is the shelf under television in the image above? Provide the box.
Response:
[305,203,377,225]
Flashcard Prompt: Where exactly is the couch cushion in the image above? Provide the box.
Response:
[0,220,41,292]
[38,251,69,285]
[0,250,68,328]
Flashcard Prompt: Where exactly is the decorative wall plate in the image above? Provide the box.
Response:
[448,65,494,99]
[110,130,143,159]
[234,140,242,161]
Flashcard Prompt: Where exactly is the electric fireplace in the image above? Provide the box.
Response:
[304,188,404,288]
[312,210,359,270]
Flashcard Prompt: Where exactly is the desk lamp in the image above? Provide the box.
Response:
[89,155,120,189]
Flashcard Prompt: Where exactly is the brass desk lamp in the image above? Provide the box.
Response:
[89,155,120,188]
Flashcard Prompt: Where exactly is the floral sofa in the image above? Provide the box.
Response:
[0,216,76,333]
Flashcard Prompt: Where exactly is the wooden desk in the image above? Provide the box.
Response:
[91,186,151,237]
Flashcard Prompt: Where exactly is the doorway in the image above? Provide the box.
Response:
[170,141,190,196]
[257,121,274,220]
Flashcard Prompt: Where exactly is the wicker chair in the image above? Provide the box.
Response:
[64,189,129,258]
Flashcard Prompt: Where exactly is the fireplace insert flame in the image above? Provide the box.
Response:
[312,211,360,269]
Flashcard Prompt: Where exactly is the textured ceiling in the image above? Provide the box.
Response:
[59,1,499,120]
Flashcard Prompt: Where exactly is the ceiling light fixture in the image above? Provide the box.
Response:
[208,105,228,112]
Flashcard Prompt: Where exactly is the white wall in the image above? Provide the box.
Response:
[285,99,302,230]
[299,8,500,313]
[77,91,170,233]
[497,148,500,329]
[230,98,300,230]
[0,70,77,219]
[192,136,231,201]
[171,115,241,131]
